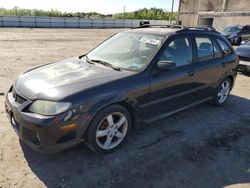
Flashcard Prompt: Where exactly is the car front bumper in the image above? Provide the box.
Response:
[4,88,91,153]
[225,36,238,44]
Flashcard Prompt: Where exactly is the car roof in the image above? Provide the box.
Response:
[125,27,220,37]
[125,28,181,36]
[226,25,248,27]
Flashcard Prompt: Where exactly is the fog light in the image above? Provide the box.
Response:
[60,123,77,132]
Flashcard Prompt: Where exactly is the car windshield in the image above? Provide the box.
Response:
[223,26,242,34]
[87,32,164,71]
[244,40,250,46]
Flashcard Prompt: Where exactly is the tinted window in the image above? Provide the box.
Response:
[242,26,248,32]
[213,40,222,58]
[246,26,250,32]
[216,38,232,55]
[159,36,193,67]
[195,37,213,61]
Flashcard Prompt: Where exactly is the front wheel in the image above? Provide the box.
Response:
[86,105,131,153]
[211,78,232,106]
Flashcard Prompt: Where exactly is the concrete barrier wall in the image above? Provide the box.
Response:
[0,16,170,28]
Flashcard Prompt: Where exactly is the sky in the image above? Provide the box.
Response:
[0,0,180,14]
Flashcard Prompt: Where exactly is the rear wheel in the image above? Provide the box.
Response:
[86,105,131,153]
[211,78,232,106]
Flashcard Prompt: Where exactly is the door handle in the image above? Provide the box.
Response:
[221,62,227,67]
[187,69,195,76]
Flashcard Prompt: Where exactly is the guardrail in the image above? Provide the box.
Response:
[0,16,170,28]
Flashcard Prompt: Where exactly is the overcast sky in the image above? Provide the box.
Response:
[0,0,180,14]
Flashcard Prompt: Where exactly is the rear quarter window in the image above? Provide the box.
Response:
[216,38,232,56]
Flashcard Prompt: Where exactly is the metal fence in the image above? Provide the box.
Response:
[0,16,170,28]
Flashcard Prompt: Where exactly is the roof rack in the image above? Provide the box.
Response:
[139,24,185,29]
[139,24,171,28]
[178,27,218,33]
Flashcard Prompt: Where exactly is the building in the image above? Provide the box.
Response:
[178,0,250,31]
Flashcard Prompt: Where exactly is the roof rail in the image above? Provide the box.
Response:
[139,24,171,28]
[177,27,219,33]
[139,24,185,29]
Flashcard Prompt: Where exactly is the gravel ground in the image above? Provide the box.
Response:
[0,28,250,188]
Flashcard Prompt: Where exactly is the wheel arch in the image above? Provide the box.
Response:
[226,75,234,90]
[82,100,137,138]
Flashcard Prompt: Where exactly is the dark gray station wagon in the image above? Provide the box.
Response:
[5,27,239,153]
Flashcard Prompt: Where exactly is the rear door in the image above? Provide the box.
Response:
[191,34,226,101]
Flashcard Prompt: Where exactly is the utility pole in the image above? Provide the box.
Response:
[123,6,126,28]
[123,6,126,19]
[170,0,175,25]
[177,0,182,23]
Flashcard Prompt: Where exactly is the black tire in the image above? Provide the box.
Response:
[211,77,232,106]
[86,104,132,153]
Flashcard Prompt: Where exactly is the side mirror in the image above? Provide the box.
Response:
[157,61,176,71]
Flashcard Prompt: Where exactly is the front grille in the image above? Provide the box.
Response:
[12,87,27,104]
[239,56,250,62]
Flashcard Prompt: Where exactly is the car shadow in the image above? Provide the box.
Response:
[21,94,250,188]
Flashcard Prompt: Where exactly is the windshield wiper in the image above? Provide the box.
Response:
[79,55,94,65]
[90,59,121,71]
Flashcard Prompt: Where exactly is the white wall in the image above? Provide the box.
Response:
[0,16,170,28]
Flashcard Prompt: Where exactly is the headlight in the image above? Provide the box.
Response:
[29,100,71,116]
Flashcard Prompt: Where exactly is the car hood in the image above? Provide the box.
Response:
[236,45,250,58]
[15,57,133,100]
[222,32,237,37]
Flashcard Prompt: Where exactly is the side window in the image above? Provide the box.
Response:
[159,36,193,67]
[242,26,248,33]
[195,37,213,62]
[213,40,222,58]
[247,26,250,32]
[216,38,232,56]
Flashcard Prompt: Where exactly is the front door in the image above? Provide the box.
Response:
[147,35,199,120]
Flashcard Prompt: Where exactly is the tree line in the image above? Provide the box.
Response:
[0,7,177,20]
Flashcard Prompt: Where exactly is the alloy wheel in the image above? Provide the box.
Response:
[95,112,128,150]
[217,80,231,104]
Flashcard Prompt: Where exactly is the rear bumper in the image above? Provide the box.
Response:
[5,89,90,153]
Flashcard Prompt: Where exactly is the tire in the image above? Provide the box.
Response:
[211,77,232,106]
[86,104,132,153]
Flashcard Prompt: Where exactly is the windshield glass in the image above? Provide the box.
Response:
[87,32,164,71]
[244,40,250,46]
[223,26,242,34]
